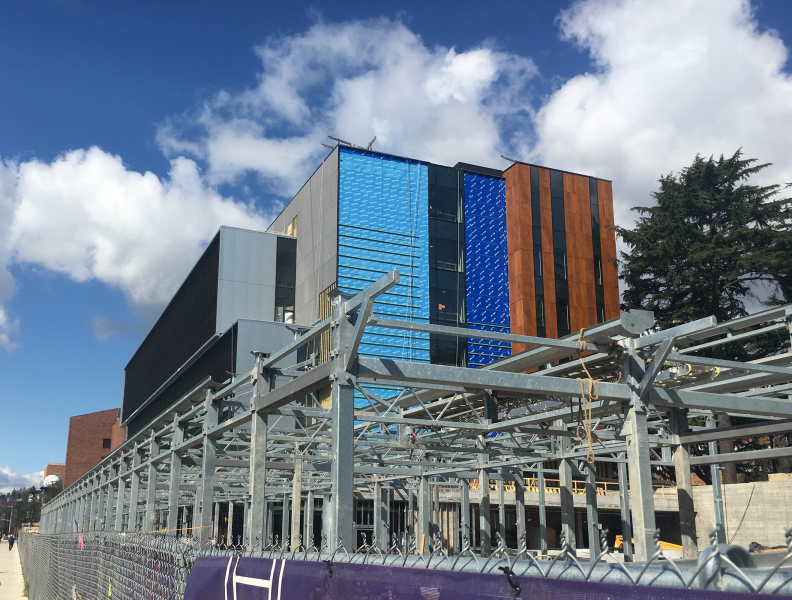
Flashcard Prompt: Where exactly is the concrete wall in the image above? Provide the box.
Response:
[216,227,281,333]
[268,148,338,326]
[693,479,792,549]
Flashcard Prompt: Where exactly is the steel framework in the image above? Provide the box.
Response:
[39,271,792,563]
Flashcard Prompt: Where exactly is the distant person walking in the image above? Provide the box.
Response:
[8,534,14,550]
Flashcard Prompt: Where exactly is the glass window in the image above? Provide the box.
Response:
[556,300,571,336]
[594,256,603,286]
[595,285,605,306]
[536,298,545,328]
[551,198,566,233]
[534,277,544,296]
[555,279,569,301]
[533,246,543,276]
[530,165,540,194]
[554,249,567,280]
[429,186,459,222]
[550,170,564,199]
[435,242,458,271]
[597,304,606,324]
[431,334,459,365]
[102,438,111,449]
[275,237,296,323]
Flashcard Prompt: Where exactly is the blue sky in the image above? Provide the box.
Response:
[1,0,791,489]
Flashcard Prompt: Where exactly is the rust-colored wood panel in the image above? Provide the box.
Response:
[569,257,597,330]
[504,164,537,353]
[538,168,558,339]
[564,173,597,332]
[598,180,621,320]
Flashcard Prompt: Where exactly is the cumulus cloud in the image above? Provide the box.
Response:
[527,0,792,223]
[0,466,42,493]
[0,148,274,347]
[158,19,537,191]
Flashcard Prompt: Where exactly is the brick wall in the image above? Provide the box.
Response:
[43,463,65,480]
[63,408,121,488]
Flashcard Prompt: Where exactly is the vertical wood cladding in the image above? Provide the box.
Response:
[504,164,535,354]
[597,180,620,320]
[564,172,597,332]
[505,164,621,346]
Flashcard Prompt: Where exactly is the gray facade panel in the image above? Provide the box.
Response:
[267,148,339,326]
[216,227,279,333]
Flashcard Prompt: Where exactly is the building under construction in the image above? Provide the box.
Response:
[39,146,792,565]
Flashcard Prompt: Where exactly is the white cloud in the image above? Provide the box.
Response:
[159,19,537,191]
[0,148,274,347]
[527,0,792,223]
[0,466,42,493]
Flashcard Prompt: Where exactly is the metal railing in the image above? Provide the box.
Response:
[18,524,792,599]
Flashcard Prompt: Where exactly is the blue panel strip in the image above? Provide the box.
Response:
[463,173,510,367]
[338,148,430,404]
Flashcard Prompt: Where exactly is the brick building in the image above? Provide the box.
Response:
[43,463,65,483]
[63,408,126,488]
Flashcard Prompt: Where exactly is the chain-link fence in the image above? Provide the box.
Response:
[18,526,792,599]
[18,531,195,600]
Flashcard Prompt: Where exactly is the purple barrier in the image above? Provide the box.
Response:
[184,556,766,600]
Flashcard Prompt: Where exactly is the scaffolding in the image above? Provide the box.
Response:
[39,271,792,564]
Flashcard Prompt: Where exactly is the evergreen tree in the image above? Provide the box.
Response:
[617,150,792,483]
[617,150,792,328]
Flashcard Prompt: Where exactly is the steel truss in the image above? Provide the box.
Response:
[40,271,792,563]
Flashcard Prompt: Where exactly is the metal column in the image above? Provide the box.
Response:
[498,470,506,546]
[327,295,356,553]
[478,436,491,557]
[197,389,219,548]
[559,456,576,552]
[624,407,657,562]
[537,469,547,553]
[515,470,526,550]
[128,445,141,531]
[671,408,698,557]
[622,340,657,562]
[168,413,183,536]
[707,414,727,544]
[328,377,355,551]
[304,490,314,549]
[585,462,600,562]
[459,478,469,552]
[617,459,633,561]
[374,481,389,552]
[249,359,269,549]
[281,491,290,547]
[228,502,235,545]
[417,476,430,554]
[291,459,302,550]
[144,432,159,532]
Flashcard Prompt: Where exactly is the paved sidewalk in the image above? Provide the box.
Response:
[0,544,25,599]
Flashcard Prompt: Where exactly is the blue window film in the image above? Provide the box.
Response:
[463,173,510,367]
[338,148,430,405]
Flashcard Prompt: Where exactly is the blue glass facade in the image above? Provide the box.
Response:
[337,147,430,366]
[463,173,511,366]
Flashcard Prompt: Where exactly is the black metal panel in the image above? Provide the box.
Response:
[126,323,236,437]
[122,234,220,423]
